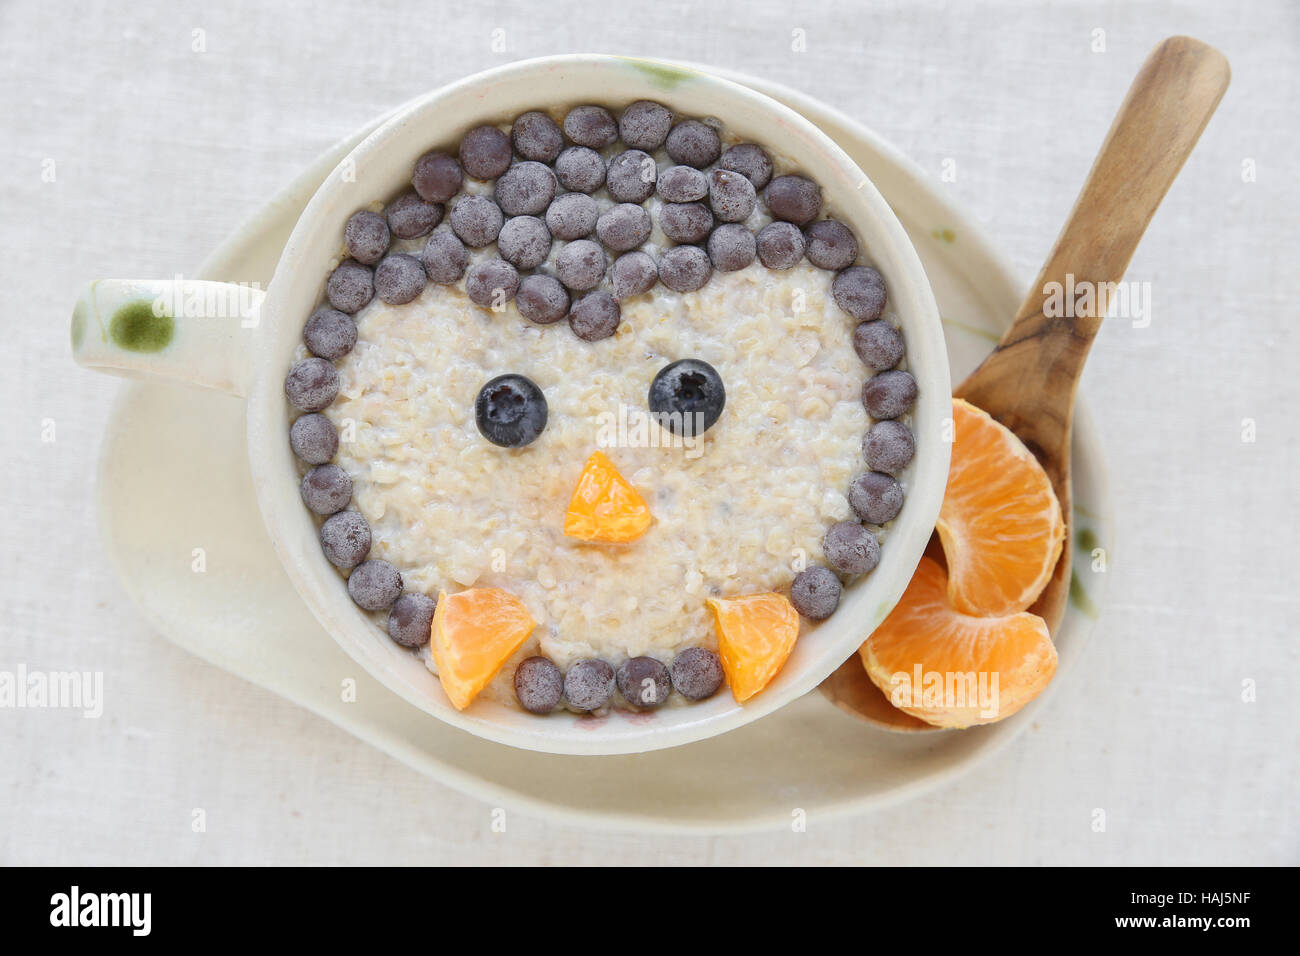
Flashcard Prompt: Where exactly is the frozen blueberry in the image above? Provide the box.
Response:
[670,647,723,701]
[300,463,352,515]
[563,105,618,149]
[606,149,657,203]
[319,510,371,569]
[516,274,569,325]
[554,146,606,193]
[665,119,721,168]
[660,202,713,245]
[617,657,671,710]
[326,259,373,314]
[791,566,842,620]
[465,258,520,309]
[497,216,552,270]
[348,559,403,611]
[765,175,822,225]
[303,307,357,360]
[863,420,915,473]
[564,658,615,711]
[853,320,905,370]
[421,230,468,285]
[619,100,673,150]
[848,471,904,525]
[756,221,805,270]
[823,521,880,576]
[387,592,435,648]
[709,169,756,223]
[707,223,756,272]
[804,219,858,271]
[545,192,598,240]
[514,656,564,714]
[449,195,504,248]
[862,369,917,420]
[475,373,548,447]
[344,210,390,265]
[495,161,557,216]
[285,358,339,412]
[412,151,463,203]
[289,412,338,464]
[833,265,888,320]
[458,125,512,180]
[611,251,658,299]
[555,239,606,291]
[511,110,563,162]
[568,291,620,342]
[649,358,725,435]
[385,192,444,240]
[374,253,426,305]
[657,165,709,203]
[596,203,652,251]
[720,143,773,189]
[658,244,712,292]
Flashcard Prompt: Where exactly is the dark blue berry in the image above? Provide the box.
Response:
[648,358,725,436]
[475,374,548,447]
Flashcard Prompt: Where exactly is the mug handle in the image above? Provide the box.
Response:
[71,279,265,397]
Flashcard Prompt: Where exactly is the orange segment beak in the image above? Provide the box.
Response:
[563,450,653,543]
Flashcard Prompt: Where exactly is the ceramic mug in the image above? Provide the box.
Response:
[71,55,950,755]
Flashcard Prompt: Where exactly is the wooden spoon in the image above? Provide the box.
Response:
[821,36,1230,729]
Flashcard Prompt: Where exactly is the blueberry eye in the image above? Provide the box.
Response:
[648,359,726,436]
[475,374,548,448]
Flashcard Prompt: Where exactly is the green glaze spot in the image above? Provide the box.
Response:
[70,299,87,350]
[109,300,174,353]
[1076,527,1100,553]
[621,58,694,90]
[931,227,956,243]
[1069,571,1099,620]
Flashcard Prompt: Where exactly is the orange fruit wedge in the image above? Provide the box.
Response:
[706,592,800,702]
[937,398,1065,616]
[563,450,653,543]
[861,557,1056,728]
[430,587,537,710]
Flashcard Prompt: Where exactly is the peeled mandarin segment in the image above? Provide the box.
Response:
[936,398,1066,616]
[706,592,800,703]
[430,588,537,711]
[562,450,653,543]
[860,558,1057,729]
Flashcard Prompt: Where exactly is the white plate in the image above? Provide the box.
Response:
[96,70,1112,833]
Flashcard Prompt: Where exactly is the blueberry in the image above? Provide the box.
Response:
[861,369,917,420]
[616,657,671,709]
[495,161,557,216]
[660,202,713,244]
[344,210,390,265]
[756,221,805,270]
[658,244,712,292]
[568,291,620,342]
[511,111,563,162]
[373,253,426,305]
[555,239,606,291]
[764,175,822,225]
[596,203,652,252]
[563,106,618,149]
[853,320,905,370]
[514,656,564,714]
[611,251,658,299]
[670,647,723,701]
[665,119,721,168]
[791,566,841,620]
[465,259,520,309]
[303,307,357,360]
[863,420,914,473]
[708,169,756,223]
[475,373,548,447]
[412,151,463,203]
[497,216,552,270]
[848,472,904,524]
[319,510,371,569]
[516,274,570,325]
[707,223,756,272]
[720,143,773,189]
[606,149,657,203]
[300,463,352,515]
[326,259,373,314]
[657,165,709,203]
[387,592,435,647]
[554,146,606,193]
[564,658,615,711]
[545,192,598,240]
[386,192,444,240]
[421,230,469,285]
[458,125,512,180]
[804,219,858,271]
[449,195,504,248]
[823,521,880,575]
[289,412,338,463]
[619,100,673,150]
[649,358,725,435]
[285,358,339,412]
[348,559,403,611]
[832,265,887,320]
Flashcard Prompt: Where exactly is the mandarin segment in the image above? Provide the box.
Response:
[429,588,537,710]
[706,592,800,702]
[562,450,653,543]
